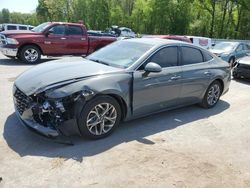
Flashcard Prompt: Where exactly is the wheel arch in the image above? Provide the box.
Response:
[18,43,44,56]
[106,93,128,121]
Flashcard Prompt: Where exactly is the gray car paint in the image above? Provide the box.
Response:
[13,38,231,137]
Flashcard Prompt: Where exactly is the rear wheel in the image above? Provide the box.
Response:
[20,45,41,64]
[201,81,222,108]
[78,95,121,139]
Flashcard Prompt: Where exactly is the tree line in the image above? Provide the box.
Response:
[0,0,249,39]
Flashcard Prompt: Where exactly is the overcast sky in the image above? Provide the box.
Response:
[0,0,38,13]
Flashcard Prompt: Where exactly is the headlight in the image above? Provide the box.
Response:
[6,38,19,45]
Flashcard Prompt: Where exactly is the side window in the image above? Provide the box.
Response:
[203,51,213,61]
[182,47,203,65]
[67,26,83,35]
[19,26,27,30]
[236,44,243,52]
[7,25,17,30]
[149,47,178,68]
[49,25,66,35]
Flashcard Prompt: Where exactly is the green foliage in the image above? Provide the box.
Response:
[0,0,249,39]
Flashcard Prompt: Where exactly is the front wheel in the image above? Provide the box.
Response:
[200,81,222,108]
[78,95,121,139]
[20,45,41,64]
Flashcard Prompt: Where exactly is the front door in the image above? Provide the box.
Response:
[43,24,67,55]
[133,46,182,117]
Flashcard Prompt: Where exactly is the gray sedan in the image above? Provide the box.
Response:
[13,38,231,139]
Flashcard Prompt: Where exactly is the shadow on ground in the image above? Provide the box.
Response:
[3,100,230,162]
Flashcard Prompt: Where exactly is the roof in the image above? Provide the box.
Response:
[125,38,185,46]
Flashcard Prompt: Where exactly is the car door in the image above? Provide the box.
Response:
[133,46,182,117]
[65,25,89,55]
[43,24,67,55]
[179,46,212,104]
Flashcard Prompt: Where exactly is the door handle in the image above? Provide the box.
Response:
[170,76,181,80]
[204,71,212,76]
[61,37,66,40]
[81,38,86,41]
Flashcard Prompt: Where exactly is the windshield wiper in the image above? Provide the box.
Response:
[88,58,110,66]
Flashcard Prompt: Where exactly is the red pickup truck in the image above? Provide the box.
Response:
[0,22,116,63]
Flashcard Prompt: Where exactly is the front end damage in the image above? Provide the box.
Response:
[13,84,92,138]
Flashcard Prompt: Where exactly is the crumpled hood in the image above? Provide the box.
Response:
[15,58,123,96]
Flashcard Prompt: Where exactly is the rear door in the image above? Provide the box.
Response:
[235,44,245,59]
[179,46,212,104]
[133,46,182,116]
[66,25,88,55]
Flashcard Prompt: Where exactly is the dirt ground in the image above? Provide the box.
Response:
[0,53,250,188]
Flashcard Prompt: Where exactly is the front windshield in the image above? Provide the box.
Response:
[213,42,237,51]
[31,22,50,32]
[86,40,154,68]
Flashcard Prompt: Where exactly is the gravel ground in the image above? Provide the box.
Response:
[0,53,250,188]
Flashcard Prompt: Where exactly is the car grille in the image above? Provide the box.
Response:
[14,87,31,115]
[0,34,7,45]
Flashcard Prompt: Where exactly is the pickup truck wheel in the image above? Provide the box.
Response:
[78,95,121,139]
[20,45,41,64]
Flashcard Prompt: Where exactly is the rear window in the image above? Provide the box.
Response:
[19,26,27,30]
[203,51,213,61]
[67,26,83,35]
[7,25,17,30]
[182,47,204,65]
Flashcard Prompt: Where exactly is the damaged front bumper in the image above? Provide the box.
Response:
[15,108,60,138]
[13,85,84,139]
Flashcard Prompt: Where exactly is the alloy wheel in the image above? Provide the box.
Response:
[86,103,117,136]
[207,84,220,106]
[24,48,39,62]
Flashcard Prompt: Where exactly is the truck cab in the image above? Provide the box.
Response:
[0,22,116,63]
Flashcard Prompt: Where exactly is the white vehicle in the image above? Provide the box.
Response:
[0,23,34,32]
[119,27,136,38]
[187,36,212,49]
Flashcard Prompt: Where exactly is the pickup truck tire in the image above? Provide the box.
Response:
[20,45,41,64]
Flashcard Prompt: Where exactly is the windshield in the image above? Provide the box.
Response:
[31,22,50,32]
[213,42,237,51]
[86,40,154,68]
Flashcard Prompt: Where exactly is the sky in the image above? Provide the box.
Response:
[0,0,38,13]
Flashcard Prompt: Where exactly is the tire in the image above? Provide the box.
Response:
[20,45,41,64]
[200,81,222,109]
[78,95,121,139]
[228,57,235,68]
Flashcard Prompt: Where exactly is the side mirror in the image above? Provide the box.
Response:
[144,62,162,73]
[45,30,53,37]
